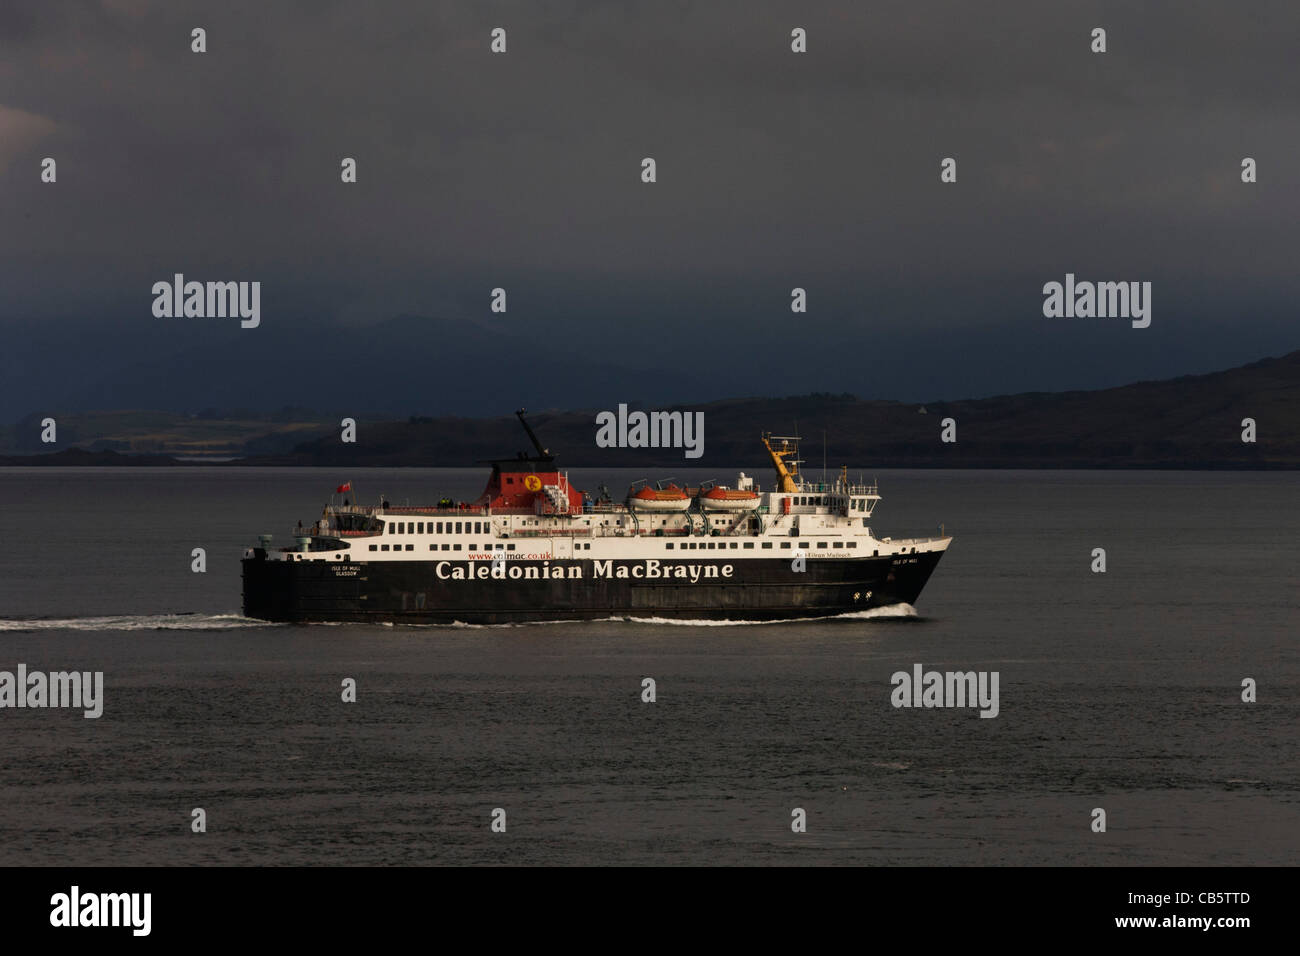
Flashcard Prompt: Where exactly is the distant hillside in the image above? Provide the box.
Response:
[3,351,1296,468]
[254,351,1300,469]
[0,408,330,458]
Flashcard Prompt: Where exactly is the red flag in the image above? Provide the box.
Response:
[336,482,352,493]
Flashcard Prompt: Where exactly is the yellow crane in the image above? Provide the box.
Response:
[761,433,802,493]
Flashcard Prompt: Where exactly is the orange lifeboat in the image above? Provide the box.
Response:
[698,485,760,512]
[629,483,692,512]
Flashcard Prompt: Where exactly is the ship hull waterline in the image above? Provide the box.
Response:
[242,551,946,625]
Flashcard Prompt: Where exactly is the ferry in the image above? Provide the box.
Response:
[241,411,951,624]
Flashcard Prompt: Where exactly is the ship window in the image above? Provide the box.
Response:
[396,522,403,534]
[455,522,462,533]
[743,543,754,549]
[507,544,516,551]
[847,542,857,548]
[454,544,462,551]
[418,522,424,533]
[863,519,869,527]
[780,542,791,549]
[369,545,377,552]
[834,542,843,549]
[506,476,514,483]
[818,542,827,549]
[381,544,390,551]
[442,544,450,551]
[469,544,477,550]
[429,544,435,551]
[761,542,773,549]
[873,550,879,557]
[799,542,809,548]
[730,543,737,549]
[666,543,673,550]
[406,544,414,551]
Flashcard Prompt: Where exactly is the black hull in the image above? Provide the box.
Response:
[241,552,946,625]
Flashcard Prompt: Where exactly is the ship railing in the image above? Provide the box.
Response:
[383,505,490,515]
[293,528,377,538]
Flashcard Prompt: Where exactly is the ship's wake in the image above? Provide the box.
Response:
[0,606,920,631]
[0,613,281,632]
[612,604,920,627]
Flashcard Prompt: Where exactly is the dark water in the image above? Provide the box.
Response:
[0,467,1295,865]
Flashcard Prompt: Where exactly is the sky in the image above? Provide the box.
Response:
[1,0,1298,420]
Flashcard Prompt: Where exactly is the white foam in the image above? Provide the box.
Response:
[0,613,280,632]
[377,605,918,629]
[612,604,918,627]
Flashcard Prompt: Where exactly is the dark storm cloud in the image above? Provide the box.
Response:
[1,0,1298,419]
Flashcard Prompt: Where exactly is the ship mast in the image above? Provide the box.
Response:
[513,408,554,462]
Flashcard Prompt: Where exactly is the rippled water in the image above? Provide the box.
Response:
[0,468,1296,864]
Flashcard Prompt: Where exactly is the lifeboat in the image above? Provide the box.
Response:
[698,485,760,512]
[628,483,692,512]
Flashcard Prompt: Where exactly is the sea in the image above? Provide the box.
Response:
[0,467,1295,865]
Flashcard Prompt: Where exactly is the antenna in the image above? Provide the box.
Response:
[822,429,827,486]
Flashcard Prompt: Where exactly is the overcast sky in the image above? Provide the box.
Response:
[2,0,1297,420]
